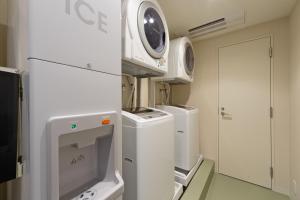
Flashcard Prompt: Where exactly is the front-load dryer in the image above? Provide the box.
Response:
[154,37,195,83]
[156,105,203,186]
[122,0,169,77]
[122,107,175,200]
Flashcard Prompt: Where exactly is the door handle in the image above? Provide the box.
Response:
[221,111,231,117]
[220,107,232,117]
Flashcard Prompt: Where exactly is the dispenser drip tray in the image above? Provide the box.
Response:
[71,171,124,200]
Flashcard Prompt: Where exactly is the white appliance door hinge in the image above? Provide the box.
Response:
[270,167,274,179]
[270,107,274,118]
[269,47,273,58]
[16,156,24,178]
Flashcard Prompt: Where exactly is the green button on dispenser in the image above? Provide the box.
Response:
[71,123,78,130]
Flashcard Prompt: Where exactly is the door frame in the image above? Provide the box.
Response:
[217,34,274,188]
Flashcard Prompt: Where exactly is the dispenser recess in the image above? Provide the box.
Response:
[47,112,124,200]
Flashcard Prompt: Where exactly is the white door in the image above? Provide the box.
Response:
[218,37,272,188]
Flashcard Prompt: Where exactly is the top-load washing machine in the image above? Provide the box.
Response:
[154,37,195,83]
[122,107,175,200]
[156,105,203,186]
[122,0,170,77]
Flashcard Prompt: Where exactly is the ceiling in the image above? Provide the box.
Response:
[157,0,297,41]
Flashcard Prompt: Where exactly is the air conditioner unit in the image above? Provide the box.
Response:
[189,10,245,38]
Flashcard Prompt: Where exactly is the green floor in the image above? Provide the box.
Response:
[181,160,215,200]
[205,174,290,200]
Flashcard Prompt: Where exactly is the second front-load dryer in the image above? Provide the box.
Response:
[122,0,169,77]
[154,37,195,83]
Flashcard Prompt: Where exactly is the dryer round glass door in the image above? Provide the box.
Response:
[184,43,194,76]
[138,1,167,59]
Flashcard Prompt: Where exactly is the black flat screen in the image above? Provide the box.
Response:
[0,70,19,183]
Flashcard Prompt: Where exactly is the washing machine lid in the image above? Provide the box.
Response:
[138,1,167,59]
[123,107,167,119]
[184,43,195,76]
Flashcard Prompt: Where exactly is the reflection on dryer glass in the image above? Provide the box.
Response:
[144,8,166,53]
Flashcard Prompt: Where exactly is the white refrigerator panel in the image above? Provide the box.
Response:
[28,59,122,200]
[28,0,121,75]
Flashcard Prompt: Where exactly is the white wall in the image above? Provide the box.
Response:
[0,0,27,69]
[289,1,300,199]
[122,76,135,108]
[122,77,149,108]
[0,0,7,25]
[0,0,7,66]
[171,18,291,195]
[6,0,28,70]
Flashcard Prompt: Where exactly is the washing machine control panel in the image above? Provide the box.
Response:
[137,110,167,119]
[123,107,167,120]
[172,105,195,110]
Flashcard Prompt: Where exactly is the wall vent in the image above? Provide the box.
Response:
[188,11,245,38]
[189,18,226,34]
